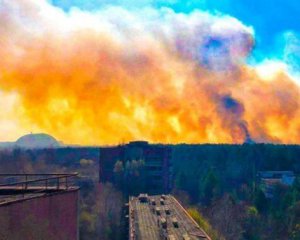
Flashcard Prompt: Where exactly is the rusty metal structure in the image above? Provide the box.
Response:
[129,194,211,240]
[0,173,78,195]
[0,173,79,240]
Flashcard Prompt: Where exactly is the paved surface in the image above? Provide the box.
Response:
[129,194,211,240]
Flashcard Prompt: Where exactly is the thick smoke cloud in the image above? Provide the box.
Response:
[0,0,299,144]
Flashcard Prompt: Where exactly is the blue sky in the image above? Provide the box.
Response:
[175,1,300,58]
[50,0,300,67]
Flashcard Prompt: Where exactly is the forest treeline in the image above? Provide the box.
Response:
[170,144,300,239]
[172,144,300,202]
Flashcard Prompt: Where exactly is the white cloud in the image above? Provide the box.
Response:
[255,60,288,81]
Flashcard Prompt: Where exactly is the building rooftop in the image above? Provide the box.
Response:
[129,194,211,240]
[15,133,60,149]
[258,171,295,177]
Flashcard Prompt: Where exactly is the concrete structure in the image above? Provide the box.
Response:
[0,173,79,240]
[258,171,296,198]
[129,194,211,240]
[15,133,61,149]
[100,141,172,193]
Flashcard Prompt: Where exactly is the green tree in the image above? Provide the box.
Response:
[175,171,187,190]
[113,160,124,189]
[200,169,219,205]
[187,207,223,240]
[243,206,261,240]
[255,189,269,214]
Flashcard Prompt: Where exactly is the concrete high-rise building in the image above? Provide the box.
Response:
[100,141,172,193]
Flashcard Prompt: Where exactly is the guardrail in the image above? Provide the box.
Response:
[0,173,78,192]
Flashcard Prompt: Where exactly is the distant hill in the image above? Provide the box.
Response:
[15,133,60,149]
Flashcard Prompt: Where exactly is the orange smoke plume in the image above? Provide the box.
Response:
[0,0,299,145]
